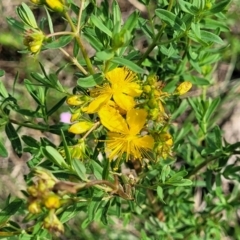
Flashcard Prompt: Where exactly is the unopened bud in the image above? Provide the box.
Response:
[66,95,85,106]
[45,0,65,13]
[30,0,44,4]
[44,194,61,209]
[43,211,64,235]
[175,81,192,95]
[68,121,93,134]
[28,201,41,214]
[23,30,45,54]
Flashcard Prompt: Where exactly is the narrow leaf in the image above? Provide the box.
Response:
[5,122,22,157]
[155,9,186,32]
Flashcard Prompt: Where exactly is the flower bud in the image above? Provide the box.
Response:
[175,81,192,95]
[66,95,85,106]
[68,121,93,134]
[27,186,38,197]
[28,201,41,214]
[69,140,86,160]
[44,194,61,209]
[148,99,158,108]
[143,85,151,93]
[70,110,82,122]
[45,0,65,13]
[43,211,64,235]
[30,0,44,4]
[23,30,45,54]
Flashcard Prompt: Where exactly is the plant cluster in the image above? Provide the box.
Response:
[1,0,239,239]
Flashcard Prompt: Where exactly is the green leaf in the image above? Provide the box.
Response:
[200,30,224,44]
[204,97,220,122]
[42,146,68,168]
[88,192,104,221]
[5,122,22,157]
[44,35,74,49]
[0,140,8,158]
[166,179,192,186]
[83,29,103,51]
[47,96,67,117]
[111,57,144,73]
[112,0,121,33]
[91,160,103,180]
[45,6,54,35]
[177,0,199,15]
[0,81,9,98]
[95,50,114,61]
[210,0,231,13]
[6,17,28,31]
[91,15,112,37]
[157,186,165,204]
[201,18,229,32]
[24,79,43,105]
[16,3,38,28]
[122,11,139,33]
[77,73,103,88]
[0,69,5,77]
[73,38,80,58]
[185,75,210,86]
[71,159,87,181]
[0,199,23,225]
[155,9,186,32]
[21,135,40,148]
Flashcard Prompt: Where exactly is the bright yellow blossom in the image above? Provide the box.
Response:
[86,67,142,113]
[98,105,154,161]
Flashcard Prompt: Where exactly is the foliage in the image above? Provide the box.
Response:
[1,0,240,239]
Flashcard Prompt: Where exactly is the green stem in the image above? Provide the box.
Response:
[186,155,221,179]
[46,31,74,38]
[76,0,85,34]
[9,118,50,132]
[59,48,88,75]
[137,0,174,65]
[64,12,94,75]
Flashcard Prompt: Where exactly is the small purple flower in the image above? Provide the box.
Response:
[60,112,71,124]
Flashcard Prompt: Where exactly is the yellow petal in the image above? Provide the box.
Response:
[134,135,154,150]
[68,121,93,134]
[127,109,147,135]
[113,93,136,111]
[86,93,111,113]
[123,82,142,97]
[98,105,129,133]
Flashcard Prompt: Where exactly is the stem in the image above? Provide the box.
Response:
[9,118,49,132]
[64,12,94,75]
[186,155,221,179]
[137,0,174,65]
[76,0,85,34]
[46,31,74,38]
[82,121,100,140]
[59,48,88,75]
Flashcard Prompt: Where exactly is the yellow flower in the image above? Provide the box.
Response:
[98,105,154,161]
[86,67,142,113]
